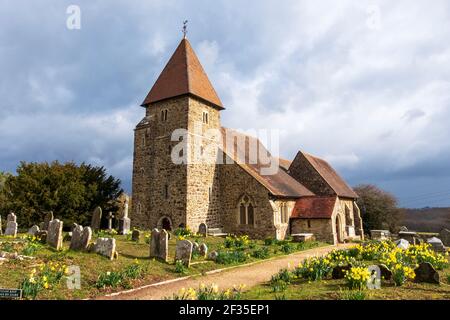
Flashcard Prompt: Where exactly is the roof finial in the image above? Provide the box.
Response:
[182,20,188,39]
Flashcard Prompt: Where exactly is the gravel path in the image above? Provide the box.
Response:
[98,243,352,300]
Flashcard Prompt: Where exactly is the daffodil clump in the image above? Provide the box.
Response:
[170,283,245,300]
[406,243,449,270]
[224,235,250,249]
[21,261,71,299]
[354,240,396,261]
[21,234,43,256]
[327,249,357,267]
[344,267,371,290]
[294,256,333,281]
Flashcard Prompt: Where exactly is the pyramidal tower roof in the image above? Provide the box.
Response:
[141,38,224,109]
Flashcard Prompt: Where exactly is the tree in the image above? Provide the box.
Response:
[0,161,123,228]
[354,184,403,233]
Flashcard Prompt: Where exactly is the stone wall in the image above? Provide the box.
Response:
[288,152,335,196]
[291,218,334,243]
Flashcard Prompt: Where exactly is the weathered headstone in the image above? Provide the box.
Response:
[439,228,450,247]
[46,219,63,250]
[107,212,114,231]
[398,231,417,244]
[38,222,44,230]
[42,211,54,231]
[90,206,102,231]
[370,230,390,240]
[5,213,18,237]
[93,237,117,260]
[192,242,199,253]
[27,225,40,236]
[199,243,208,258]
[395,239,410,250]
[175,239,193,267]
[414,262,440,284]
[149,229,168,262]
[208,251,218,261]
[198,223,208,237]
[427,237,445,253]
[131,230,141,242]
[70,224,92,251]
[332,265,352,279]
[378,264,392,280]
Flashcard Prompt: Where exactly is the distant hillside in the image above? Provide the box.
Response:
[402,207,450,232]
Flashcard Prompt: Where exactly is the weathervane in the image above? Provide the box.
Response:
[182,20,188,38]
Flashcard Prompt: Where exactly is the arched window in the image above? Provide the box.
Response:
[238,195,255,226]
[161,109,168,122]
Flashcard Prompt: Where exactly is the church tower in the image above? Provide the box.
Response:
[131,37,224,232]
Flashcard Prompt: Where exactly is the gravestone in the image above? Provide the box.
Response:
[107,212,114,231]
[414,262,440,284]
[378,264,392,280]
[398,231,417,244]
[90,207,102,231]
[46,219,63,250]
[131,230,141,242]
[292,233,314,243]
[27,225,40,236]
[199,243,208,258]
[5,213,18,237]
[427,237,445,253]
[198,223,208,237]
[208,251,218,261]
[118,198,131,235]
[175,239,193,267]
[70,224,92,251]
[439,228,450,247]
[42,211,54,231]
[39,222,44,230]
[149,229,168,262]
[370,230,390,240]
[192,242,199,253]
[395,239,410,250]
[332,265,352,279]
[35,230,48,243]
[93,238,117,260]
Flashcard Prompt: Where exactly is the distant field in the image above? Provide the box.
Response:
[402,207,450,232]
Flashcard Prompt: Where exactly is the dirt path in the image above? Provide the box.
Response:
[98,243,352,300]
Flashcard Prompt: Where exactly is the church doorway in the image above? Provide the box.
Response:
[157,216,173,231]
[335,215,343,244]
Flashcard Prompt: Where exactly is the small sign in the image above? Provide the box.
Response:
[0,288,22,299]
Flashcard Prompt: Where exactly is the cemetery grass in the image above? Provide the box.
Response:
[242,264,450,300]
[0,234,326,300]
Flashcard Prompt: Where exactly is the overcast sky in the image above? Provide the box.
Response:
[1,0,450,208]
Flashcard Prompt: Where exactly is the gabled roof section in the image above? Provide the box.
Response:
[296,151,358,199]
[291,196,338,219]
[141,38,224,109]
[220,128,314,198]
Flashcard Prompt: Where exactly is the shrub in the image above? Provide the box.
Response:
[251,247,270,259]
[95,271,123,289]
[173,227,193,237]
[264,238,277,246]
[344,267,370,290]
[215,250,248,265]
[224,235,250,249]
[174,260,188,274]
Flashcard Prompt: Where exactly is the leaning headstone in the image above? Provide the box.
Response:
[131,230,141,242]
[175,239,193,267]
[42,211,54,231]
[198,223,208,237]
[27,225,40,236]
[414,262,440,284]
[5,213,18,237]
[70,224,92,251]
[149,229,168,262]
[439,228,450,247]
[199,243,208,258]
[395,239,410,250]
[93,237,117,260]
[378,264,392,280]
[332,265,352,279]
[90,206,102,231]
[46,219,63,250]
[208,251,218,261]
[427,237,445,253]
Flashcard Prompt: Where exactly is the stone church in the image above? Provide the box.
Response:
[131,36,364,244]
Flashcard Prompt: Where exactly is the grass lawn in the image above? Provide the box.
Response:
[0,233,326,300]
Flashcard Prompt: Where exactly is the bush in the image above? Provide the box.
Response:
[215,250,248,265]
[251,247,270,259]
[174,260,188,274]
[173,227,193,238]
[224,235,250,249]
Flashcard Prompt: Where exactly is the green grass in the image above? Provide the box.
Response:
[242,265,450,300]
[0,234,326,300]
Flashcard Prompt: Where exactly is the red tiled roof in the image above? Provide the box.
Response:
[141,38,224,109]
[277,158,292,171]
[291,196,338,219]
[300,152,358,199]
[220,128,314,198]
